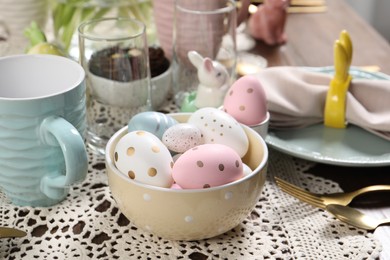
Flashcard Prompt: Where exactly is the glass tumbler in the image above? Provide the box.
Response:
[172,0,237,110]
[78,17,151,155]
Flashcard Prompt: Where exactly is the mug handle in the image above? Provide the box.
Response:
[39,116,88,200]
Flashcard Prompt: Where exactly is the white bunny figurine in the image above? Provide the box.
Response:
[188,51,230,108]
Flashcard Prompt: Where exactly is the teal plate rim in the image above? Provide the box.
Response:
[265,67,390,167]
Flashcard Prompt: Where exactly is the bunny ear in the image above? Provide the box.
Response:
[333,40,348,82]
[339,30,352,67]
[187,51,204,68]
[204,58,214,73]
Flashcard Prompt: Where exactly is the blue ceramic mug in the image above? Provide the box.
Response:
[0,55,88,207]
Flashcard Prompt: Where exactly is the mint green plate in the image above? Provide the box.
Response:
[265,67,390,167]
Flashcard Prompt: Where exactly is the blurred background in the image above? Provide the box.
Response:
[346,0,390,42]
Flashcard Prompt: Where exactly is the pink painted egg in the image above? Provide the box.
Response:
[223,75,267,126]
[170,183,183,190]
[172,144,243,189]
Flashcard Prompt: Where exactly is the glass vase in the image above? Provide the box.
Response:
[51,0,155,58]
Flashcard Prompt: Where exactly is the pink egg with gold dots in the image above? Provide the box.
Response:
[172,144,243,189]
[223,75,267,126]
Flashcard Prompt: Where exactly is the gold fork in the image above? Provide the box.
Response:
[275,177,390,209]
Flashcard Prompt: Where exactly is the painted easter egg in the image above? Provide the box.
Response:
[242,163,253,177]
[170,183,183,190]
[114,130,174,188]
[172,153,182,162]
[188,107,249,157]
[162,123,203,153]
[128,111,178,139]
[172,144,243,189]
[223,75,267,126]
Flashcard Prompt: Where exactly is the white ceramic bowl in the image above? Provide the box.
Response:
[151,65,172,109]
[88,65,171,109]
[105,113,268,241]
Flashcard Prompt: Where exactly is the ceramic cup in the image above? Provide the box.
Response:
[0,55,88,207]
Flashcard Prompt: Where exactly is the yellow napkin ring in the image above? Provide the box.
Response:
[324,30,353,128]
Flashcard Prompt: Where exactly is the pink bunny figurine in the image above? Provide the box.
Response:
[188,51,230,108]
[248,0,289,46]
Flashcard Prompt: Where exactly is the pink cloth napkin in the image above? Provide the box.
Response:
[255,67,390,140]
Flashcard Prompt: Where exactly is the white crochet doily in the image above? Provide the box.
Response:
[0,149,382,259]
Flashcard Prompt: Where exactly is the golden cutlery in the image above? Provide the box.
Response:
[0,227,27,239]
[287,5,327,13]
[326,204,390,230]
[247,1,327,14]
[275,177,390,210]
[251,0,326,6]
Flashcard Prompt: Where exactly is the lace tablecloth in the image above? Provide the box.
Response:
[0,147,382,259]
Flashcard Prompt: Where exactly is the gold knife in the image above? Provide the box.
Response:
[247,3,327,14]
[251,0,326,6]
[288,5,327,13]
[0,227,27,239]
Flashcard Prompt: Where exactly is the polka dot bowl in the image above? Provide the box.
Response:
[105,113,268,241]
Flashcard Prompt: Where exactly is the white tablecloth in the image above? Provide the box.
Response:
[0,148,382,259]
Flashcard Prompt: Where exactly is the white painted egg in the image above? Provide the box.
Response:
[162,123,203,153]
[114,130,174,187]
[128,111,178,139]
[172,144,243,189]
[188,107,249,157]
[242,163,252,177]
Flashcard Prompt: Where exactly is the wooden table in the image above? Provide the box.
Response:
[251,0,390,258]
[254,0,390,74]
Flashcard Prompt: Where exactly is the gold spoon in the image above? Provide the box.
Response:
[326,204,390,230]
[0,227,27,239]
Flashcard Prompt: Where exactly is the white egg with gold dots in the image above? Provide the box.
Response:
[188,107,249,157]
[114,130,174,188]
